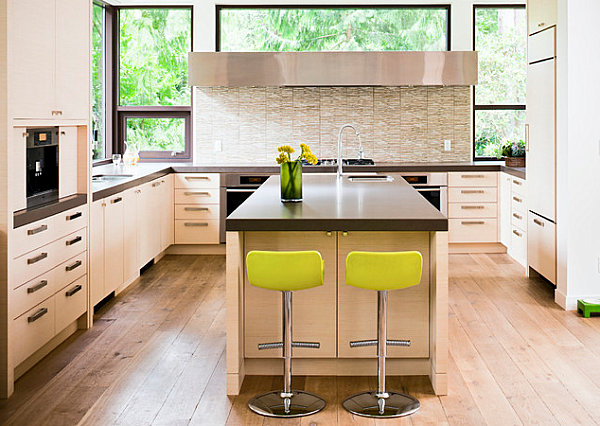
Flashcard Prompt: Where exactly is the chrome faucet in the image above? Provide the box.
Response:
[337,124,361,179]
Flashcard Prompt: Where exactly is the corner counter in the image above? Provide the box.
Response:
[225,175,448,396]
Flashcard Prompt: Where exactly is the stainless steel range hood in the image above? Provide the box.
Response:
[188,51,478,87]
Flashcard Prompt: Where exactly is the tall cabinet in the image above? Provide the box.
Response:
[526,10,557,284]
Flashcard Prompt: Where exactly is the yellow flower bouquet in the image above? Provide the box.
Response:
[276,143,318,202]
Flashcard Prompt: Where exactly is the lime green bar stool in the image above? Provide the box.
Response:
[246,250,326,418]
[343,251,423,418]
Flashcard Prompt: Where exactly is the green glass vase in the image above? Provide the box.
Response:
[280,160,303,202]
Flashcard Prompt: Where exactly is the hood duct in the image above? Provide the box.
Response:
[188,51,478,87]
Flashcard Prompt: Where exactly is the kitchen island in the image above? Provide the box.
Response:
[225,174,448,396]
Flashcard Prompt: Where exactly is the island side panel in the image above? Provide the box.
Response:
[429,231,449,395]
[226,231,245,395]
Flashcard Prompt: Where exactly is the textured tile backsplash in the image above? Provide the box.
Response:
[195,86,471,163]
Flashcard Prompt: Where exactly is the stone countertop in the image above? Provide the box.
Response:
[226,174,448,232]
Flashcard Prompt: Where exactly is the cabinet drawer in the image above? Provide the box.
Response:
[54,205,88,238]
[55,252,87,290]
[174,219,219,244]
[527,213,556,283]
[174,204,220,220]
[174,188,220,205]
[11,216,56,259]
[13,299,55,366]
[448,172,497,187]
[448,203,497,219]
[55,275,87,333]
[174,173,220,189]
[11,269,58,319]
[11,242,58,286]
[511,210,526,230]
[511,194,526,213]
[55,229,87,266]
[510,228,527,266]
[449,219,498,243]
[511,177,526,196]
[448,187,497,204]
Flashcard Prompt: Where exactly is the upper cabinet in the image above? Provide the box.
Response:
[9,0,89,121]
[528,0,557,35]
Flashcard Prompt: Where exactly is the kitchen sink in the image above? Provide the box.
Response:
[347,175,394,182]
[92,174,133,182]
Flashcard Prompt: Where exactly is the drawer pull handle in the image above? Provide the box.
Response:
[66,284,83,297]
[27,252,48,265]
[66,260,82,272]
[66,236,82,246]
[533,218,545,227]
[27,224,48,236]
[512,180,522,186]
[461,205,484,210]
[111,197,122,204]
[513,196,523,203]
[184,191,210,196]
[185,176,210,180]
[184,222,209,227]
[461,190,484,194]
[512,230,522,237]
[538,22,545,27]
[152,182,161,187]
[184,207,209,212]
[461,174,485,178]
[66,212,82,221]
[28,307,48,323]
[27,280,48,294]
[512,213,523,220]
[461,221,485,225]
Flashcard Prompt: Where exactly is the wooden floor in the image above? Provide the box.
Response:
[1,253,599,425]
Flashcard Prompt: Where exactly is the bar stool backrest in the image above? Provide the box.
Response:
[346,251,423,291]
[246,250,324,291]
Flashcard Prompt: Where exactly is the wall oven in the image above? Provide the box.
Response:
[220,174,274,242]
[399,173,448,216]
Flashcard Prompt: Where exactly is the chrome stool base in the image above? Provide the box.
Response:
[248,390,326,418]
[342,391,420,418]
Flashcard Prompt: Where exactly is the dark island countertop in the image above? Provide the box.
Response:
[226,174,448,232]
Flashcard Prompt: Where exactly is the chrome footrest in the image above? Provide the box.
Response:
[258,341,320,350]
[349,339,411,348]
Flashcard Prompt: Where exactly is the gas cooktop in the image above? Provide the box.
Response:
[302,158,375,166]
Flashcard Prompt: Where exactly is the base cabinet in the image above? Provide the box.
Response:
[528,212,556,283]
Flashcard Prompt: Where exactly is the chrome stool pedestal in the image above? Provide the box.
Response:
[342,290,421,418]
[248,291,326,418]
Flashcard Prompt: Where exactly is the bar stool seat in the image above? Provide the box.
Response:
[343,251,423,418]
[246,250,326,418]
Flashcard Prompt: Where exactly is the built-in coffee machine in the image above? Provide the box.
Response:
[26,127,59,208]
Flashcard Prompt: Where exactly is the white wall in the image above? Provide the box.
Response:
[555,0,600,309]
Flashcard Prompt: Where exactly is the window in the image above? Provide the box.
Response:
[92,2,106,160]
[217,6,450,52]
[117,7,192,160]
[474,6,526,159]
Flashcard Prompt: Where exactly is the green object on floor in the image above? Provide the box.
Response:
[577,299,600,318]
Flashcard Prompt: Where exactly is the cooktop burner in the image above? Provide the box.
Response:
[302,158,375,166]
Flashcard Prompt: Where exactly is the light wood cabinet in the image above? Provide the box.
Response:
[159,175,174,250]
[9,0,89,120]
[499,173,512,247]
[137,181,161,266]
[90,199,105,306]
[104,195,124,296]
[58,127,78,198]
[123,188,139,285]
[528,212,556,283]
[528,0,557,35]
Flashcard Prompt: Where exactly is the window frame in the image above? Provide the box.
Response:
[215,4,452,52]
[101,5,194,162]
[472,4,527,161]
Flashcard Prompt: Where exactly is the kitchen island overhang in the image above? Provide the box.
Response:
[225,175,448,396]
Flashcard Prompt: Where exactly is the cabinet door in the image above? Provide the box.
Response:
[137,181,161,267]
[526,59,555,221]
[123,188,139,285]
[58,127,78,198]
[159,175,174,250]
[104,194,124,295]
[244,231,337,358]
[499,173,512,248]
[528,212,556,284]
[9,0,56,119]
[55,0,90,119]
[90,199,105,306]
[338,231,430,358]
[528,0,557,35]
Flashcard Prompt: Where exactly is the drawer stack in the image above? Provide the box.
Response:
[9,206,88,366]
[448,172,499,243]
[509,176,527,266]
[174,173,220,244]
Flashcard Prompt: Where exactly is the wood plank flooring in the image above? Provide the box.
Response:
[1,253,599,425]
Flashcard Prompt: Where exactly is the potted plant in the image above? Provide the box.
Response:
[276,143,318,202]
[499,139,526,167]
